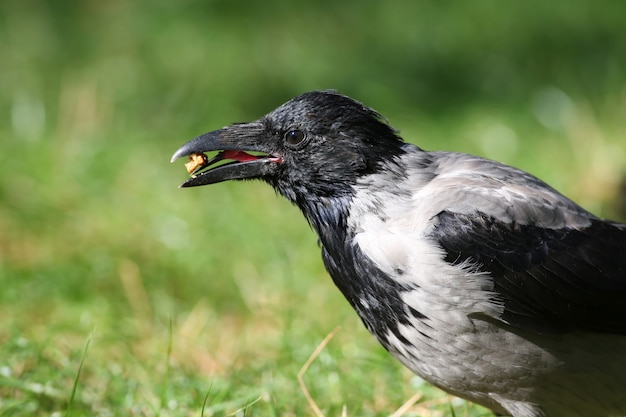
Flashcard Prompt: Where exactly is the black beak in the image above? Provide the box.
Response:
[171,122,281,188]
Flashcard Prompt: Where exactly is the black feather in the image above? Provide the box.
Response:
[432,210,626,334]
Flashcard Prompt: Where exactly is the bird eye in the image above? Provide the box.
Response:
[284,129,306,146]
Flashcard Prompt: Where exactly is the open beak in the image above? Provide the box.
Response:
[171,122,282,187]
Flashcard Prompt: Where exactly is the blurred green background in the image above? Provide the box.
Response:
[1,1,625,416]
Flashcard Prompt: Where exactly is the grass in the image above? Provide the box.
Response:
[1,1,625,416]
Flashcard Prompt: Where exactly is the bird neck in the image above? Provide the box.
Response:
[297,194,353,246]
[294,189,423,353]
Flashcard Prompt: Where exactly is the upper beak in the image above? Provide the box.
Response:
[171,122,280,187]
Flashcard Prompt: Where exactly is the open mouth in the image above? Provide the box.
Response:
[185,150,279,177]
[175,149,282,187]
[171,125,282,187]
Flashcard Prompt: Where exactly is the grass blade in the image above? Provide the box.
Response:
[159,316,174,415]
[297,326,341,417]
[64,329,94,417]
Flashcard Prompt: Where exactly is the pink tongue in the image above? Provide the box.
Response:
[222,150,259,162]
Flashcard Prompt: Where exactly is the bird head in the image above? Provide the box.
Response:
[171,91,407,203]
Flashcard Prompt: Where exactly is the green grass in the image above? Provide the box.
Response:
[1,1,625,416]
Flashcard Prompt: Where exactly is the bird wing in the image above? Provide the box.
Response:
[430,178,626,335]
[430,205,626,335]
[411,152,626,335]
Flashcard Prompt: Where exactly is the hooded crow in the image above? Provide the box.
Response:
[171,90,626,417]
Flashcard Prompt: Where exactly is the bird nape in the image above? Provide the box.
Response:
[171,90,626,417]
